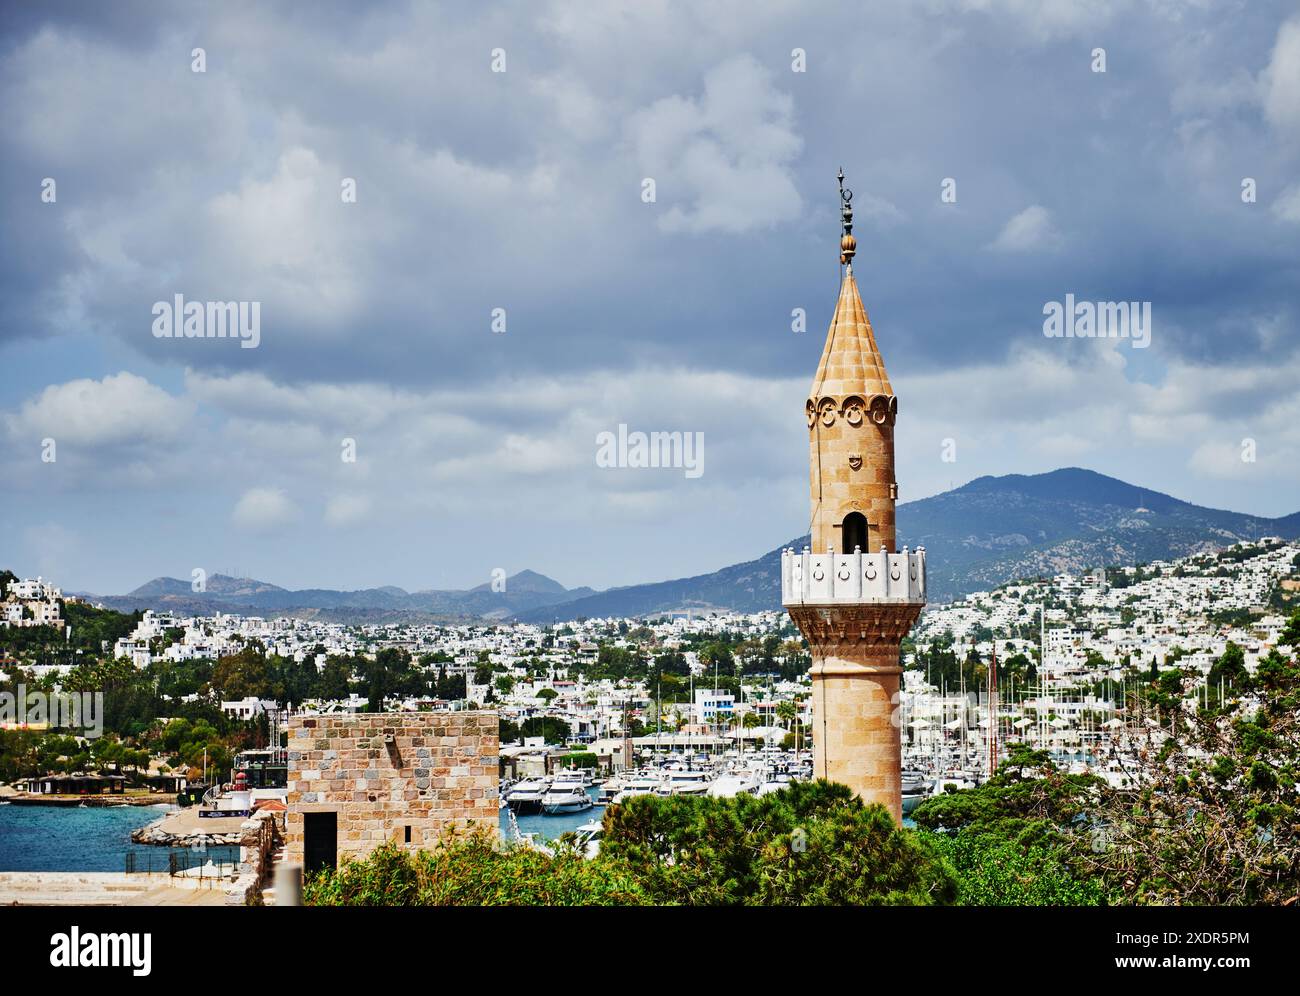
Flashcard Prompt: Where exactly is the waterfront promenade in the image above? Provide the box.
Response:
[0,871,229,906]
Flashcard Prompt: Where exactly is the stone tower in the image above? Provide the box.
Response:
[782,170,926,824]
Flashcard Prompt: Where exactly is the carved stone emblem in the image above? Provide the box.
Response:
[842,396,865,426]
[848,453,862,470]
[870,394,890,425]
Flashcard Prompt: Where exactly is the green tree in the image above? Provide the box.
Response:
[599,780,956,906]
[318,656,354,701]
[210,645,277,702]
[358,648,416,711]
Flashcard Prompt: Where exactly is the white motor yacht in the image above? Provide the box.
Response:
[901,769,928,795]
[656,769,712,796]
[706,770,762,798]
[596,776,624,804]
[610,772,663,803]
[541,781,594,815]
[572,820,604,859]
[550,767,591,789]
[756,771,794,796]
[505,777,549,815]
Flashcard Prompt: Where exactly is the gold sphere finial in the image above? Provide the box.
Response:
[837,167,855,265]
[841,233,857,265]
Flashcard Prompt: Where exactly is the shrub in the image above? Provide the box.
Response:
[304,829,648,906]
[924,830,1109,906]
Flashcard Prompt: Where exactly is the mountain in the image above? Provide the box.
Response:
[516,468,1300,621]
[469,569,572,596]
[92,570,585,623]
[87,469,1300,625]
[514,549,788,623]
[905,468,1296,598]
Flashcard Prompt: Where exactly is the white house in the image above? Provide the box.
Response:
[693,689,735,724]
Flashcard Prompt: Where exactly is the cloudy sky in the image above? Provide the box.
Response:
[2,0,1298,595]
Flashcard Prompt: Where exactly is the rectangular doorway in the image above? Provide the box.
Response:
[303,811,337,875]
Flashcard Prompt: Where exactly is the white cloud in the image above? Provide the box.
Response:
[987,205,1064,252]
[1261,16,1300,140]
[897,335,1300,500]
[939,0,1126,43]
[1271,183,1300,222]
[853,192,907,228]
[627,55,803,234]
[204,147,362,322]
[1188,439,1257,481]
[232,487,300,532]
[324,494,373,528]
[4,372,192,446]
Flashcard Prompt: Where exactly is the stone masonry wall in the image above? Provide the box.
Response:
[285,712,498,866]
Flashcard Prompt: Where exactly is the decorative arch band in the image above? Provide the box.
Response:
[805,393,897,428]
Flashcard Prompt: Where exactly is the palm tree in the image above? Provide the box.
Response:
[776,700,796,752]
[714,709,735,743]
[741,711,760,756]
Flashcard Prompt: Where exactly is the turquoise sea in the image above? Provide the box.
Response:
[0,803,238,872]
[500,787,603,842]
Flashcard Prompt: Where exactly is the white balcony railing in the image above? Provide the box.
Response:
[781,546,926,606]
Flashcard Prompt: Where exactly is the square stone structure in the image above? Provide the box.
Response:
[285,712,498,871]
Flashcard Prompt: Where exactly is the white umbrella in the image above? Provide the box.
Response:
[1102,718,1123,729]
[1012,718,1033,729]
[1050,717,1070,728]
[908,719,932,729]
[944,718,964,730]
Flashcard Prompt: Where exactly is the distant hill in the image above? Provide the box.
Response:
[516,468,1300,621]
[87,469,1300,625]
[469,569,574,596]
[514,548,789,623]
[904,468,1297,599]
[92,570,586,623]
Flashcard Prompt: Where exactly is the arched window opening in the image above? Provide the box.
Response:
[842,512,868,554]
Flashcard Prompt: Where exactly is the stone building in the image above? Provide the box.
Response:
[782,171,928,823]
[285,712,498,873]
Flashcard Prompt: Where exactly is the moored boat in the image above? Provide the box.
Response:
[541,782,593,815]
[504,777,549,815]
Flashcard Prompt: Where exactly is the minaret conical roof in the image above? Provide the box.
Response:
[810,266,893,399]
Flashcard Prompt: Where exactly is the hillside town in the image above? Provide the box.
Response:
[4,536,1297,780]
[1,577,67,629]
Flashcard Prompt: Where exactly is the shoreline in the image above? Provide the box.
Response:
[130,808,251,848]
[1,794,175,808]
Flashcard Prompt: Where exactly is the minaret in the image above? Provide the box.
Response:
[782,169,926,824]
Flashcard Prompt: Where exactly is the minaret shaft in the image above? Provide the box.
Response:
[782,173,926,824]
